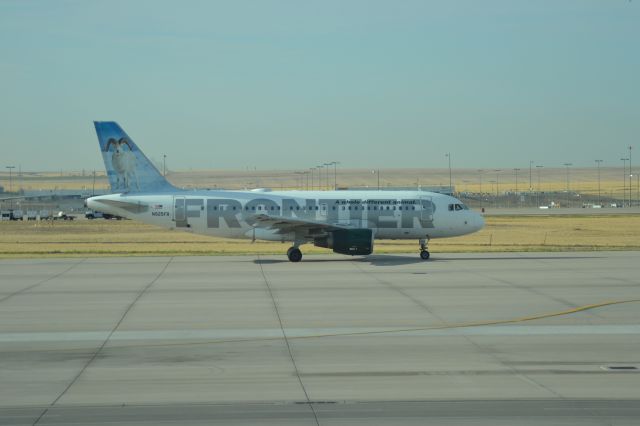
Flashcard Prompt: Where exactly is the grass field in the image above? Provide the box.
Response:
[1,215,639,258]
[1,167,634,200]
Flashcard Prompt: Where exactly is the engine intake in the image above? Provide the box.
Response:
[314,229,373,255]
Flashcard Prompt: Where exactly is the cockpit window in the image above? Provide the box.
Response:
[450,203,469,211]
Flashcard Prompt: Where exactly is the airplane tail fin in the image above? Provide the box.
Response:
[94,121,176,193]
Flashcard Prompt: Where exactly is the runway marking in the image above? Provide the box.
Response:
[3,324,640,343]
[0,258,86,303]
[31,257,174,426]
[256,254,320,426]
[2,300,639,351]
[351,260,570,398]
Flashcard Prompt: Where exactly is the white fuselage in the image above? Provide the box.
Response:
[87,189,484,243]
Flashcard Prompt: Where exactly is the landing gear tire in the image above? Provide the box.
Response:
[419,237,430,260]
[287,247,303,262]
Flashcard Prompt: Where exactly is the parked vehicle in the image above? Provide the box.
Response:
[85,210,104,219]
[54,211,76,221]
[85,210,124,220]
[10,209,24,220]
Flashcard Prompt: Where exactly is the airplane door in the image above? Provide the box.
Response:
[320,203,328,218]
[419,195,434,226]
[174,196,188,228]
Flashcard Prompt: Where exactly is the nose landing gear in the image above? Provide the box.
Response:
[419,238,430,260]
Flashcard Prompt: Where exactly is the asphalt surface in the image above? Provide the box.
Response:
[1,252,639,425]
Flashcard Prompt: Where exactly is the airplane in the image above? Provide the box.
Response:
[87,122,484,262]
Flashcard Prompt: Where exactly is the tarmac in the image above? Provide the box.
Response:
[1,251,639,425]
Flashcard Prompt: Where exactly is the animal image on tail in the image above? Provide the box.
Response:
[105,137,139,191]
[94,121,175,193]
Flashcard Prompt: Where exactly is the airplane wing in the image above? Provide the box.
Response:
[247,214,349,235]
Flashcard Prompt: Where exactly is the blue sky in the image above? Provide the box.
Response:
[1,0,638,171]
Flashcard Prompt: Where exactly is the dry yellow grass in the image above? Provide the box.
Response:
[1,167,633,199]
[1,215,638,258]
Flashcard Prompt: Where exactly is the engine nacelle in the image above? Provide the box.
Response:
[314,229,373,255]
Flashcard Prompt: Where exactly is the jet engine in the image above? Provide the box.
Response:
[314,229,373,255]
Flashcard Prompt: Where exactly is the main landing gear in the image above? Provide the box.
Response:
[419,238,430,260]
[287,246,303,262]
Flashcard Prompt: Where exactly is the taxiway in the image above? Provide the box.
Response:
[1,252,639,425]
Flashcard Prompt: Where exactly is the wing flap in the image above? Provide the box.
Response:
[248,214,348,235]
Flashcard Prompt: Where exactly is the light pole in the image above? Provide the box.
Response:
[529,160,534,193]
[595,160,603,207]
[323,163,331,190]
[563,163,572,207]
[329,161,339,190]
[316,165,323,190]
[630,146,633,206]
[621,158,628,207]
[494,169,501,207]
[514,168,520,205]
[445,153,452,194]
[536,165,543,207]
[310,167,315,190]
[6,166,15,193]
[489,180,496,208]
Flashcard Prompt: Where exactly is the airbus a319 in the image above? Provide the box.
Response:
[87,122,484,262]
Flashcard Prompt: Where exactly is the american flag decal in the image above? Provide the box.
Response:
[152,204,163,209]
